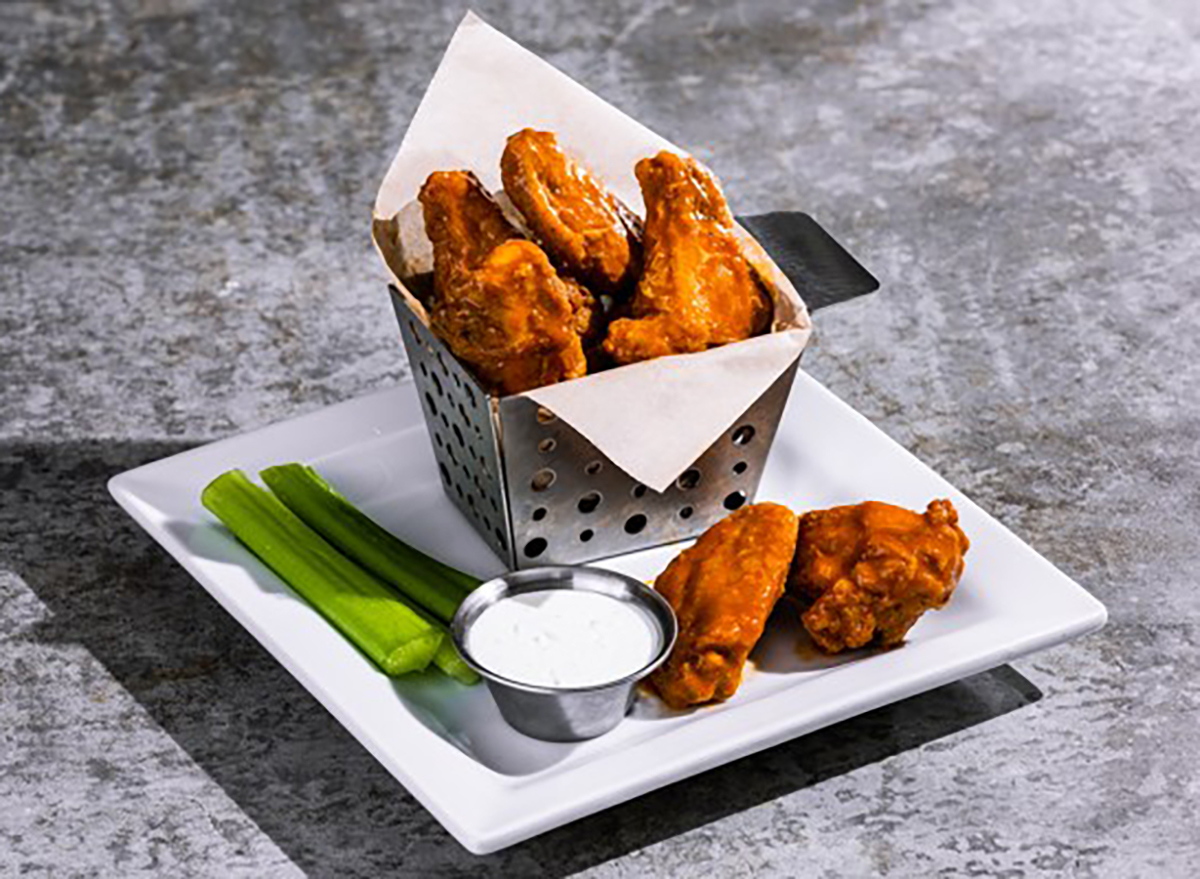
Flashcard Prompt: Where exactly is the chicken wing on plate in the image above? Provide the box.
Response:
[603,152,773,366]
[501,128,642,303]
[648,503,799,709]
[418,170,590,396]
[789,500,970,654]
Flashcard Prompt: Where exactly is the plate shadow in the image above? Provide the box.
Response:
[3,441,1042,877]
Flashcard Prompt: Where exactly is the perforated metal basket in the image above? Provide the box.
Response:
[386,211,878,569]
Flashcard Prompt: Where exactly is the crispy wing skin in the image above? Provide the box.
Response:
[789,500,970,653]
[501,128,642,302]
[421,170,518,288]
[418,171,588,396]
[603,152,773,365]
[648,503,799,709]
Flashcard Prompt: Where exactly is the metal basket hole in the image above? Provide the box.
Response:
[732,425,756,445]
[624,514,648,534]
[538,438,557,454]
[432,372,443,397]
[433,432,443,448]
[631,484,647,499]
[584,460,603,476]
[425,392,438,417]
[438,462,450,484]
[532,507,547,521]
[453,424,464,446]
[733,461,748,474]
[524,537,548,559]
[494,527,507,550]
[724,490,748,510]
[577,492,602,514]
[676,468,702,490]
[531,469,556,492]
[536,407,557,425]
[679,505,694,519]
[580,529,594,543]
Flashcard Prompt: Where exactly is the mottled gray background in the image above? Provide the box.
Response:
[2,0,1198,876]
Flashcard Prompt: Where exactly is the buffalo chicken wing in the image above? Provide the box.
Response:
[603,152,773,365]
[501,128,642,303]
[789,500,970,653]
[648,503,799,709]
[418,170,590,396]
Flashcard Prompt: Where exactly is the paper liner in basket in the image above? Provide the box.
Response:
[372,12,812,493]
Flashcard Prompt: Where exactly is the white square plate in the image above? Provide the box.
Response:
[108,371,1106,854]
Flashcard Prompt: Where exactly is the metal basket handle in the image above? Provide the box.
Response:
[736,212,879,312]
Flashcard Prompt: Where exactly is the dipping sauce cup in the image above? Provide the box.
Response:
[451,566,678,742]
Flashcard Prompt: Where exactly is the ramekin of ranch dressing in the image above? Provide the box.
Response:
[451,566,678,742]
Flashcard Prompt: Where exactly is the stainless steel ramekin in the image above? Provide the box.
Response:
[450,566,678,742]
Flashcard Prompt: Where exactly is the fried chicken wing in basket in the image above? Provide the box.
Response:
[603,152,774,366]
[418,170,594,396]
[501,128,643,303]
[789,499,971,653]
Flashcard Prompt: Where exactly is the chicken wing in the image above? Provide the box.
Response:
[418,170,589,396]
[789,500,970,654]
[501,128,642,302]
[648,503,799,709]
[603,152,773,365]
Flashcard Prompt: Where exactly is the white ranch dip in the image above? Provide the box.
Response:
[466,590,660,688]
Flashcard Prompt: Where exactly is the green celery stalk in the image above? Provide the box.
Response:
[431,636,480,686]
[260,463,480,624]
[378,584,477,685]
[201,469,443,676]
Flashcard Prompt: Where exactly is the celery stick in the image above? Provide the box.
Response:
[201,469,443,676]
[431,636,480,686]
[371,581,478,686]
[261,463,480,624]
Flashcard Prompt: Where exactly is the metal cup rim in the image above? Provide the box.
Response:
[450,565,678,695]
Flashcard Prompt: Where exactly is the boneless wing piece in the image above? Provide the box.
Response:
[648,503,799,709]
[501,128,642,302]
[418,170,590,396]
[603,152,773,365]
[789,500,970,654]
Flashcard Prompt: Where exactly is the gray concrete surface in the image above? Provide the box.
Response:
[3,0,1198,875]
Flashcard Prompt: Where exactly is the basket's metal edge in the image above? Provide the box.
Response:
[388,285,517,567]
[745,356,801,503]
[489,394,517,568]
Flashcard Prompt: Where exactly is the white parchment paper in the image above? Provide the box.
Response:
[373,12,812,492]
